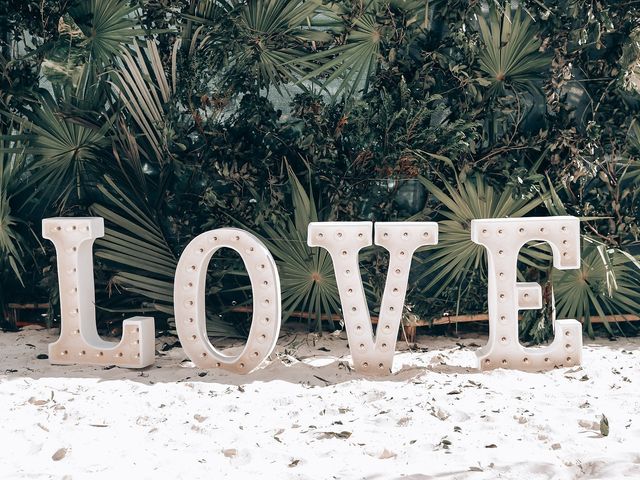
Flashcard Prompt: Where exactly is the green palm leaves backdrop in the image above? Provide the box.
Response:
[0,0,638,339]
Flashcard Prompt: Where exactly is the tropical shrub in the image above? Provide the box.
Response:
[0,0,638,339]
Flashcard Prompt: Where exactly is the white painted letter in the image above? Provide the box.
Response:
[174,228,281,373]
[308,222,438,375]
[471,216,581,371]
[42,218,155,368]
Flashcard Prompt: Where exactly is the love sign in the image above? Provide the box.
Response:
[42,216,581,376]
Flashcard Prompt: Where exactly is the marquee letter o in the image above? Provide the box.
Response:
[174,228,281,373]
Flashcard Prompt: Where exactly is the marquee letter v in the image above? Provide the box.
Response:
[308,222,437,375]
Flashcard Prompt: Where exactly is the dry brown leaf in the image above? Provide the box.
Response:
[318,431,352,439]
[378,449,397,459]
[52,448,68,461]
[223,448,237,458]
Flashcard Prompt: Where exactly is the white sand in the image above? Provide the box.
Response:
[1,326,639,479]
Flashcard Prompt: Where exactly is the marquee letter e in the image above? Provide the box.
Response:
[471,216,582,371]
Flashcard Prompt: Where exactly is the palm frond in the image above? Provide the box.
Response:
[111,39,176,167]
[190,0,329,92]
[70,0,143,65]
[477,4,551,95]
[42,0,144,88]
[294,1,428,99]
[239,164,342,330]
[554,240,640,337]
[0,137,29,287]
[1,91,111,208]
[299,9,381,98]
[413,173,547,297]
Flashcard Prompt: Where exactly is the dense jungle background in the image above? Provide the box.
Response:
[1,0,639,342]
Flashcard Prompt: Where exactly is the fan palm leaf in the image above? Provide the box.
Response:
[1,90,111,208]
[554,241,640,337]
[69,0,143,65]
[188,0,330,92]
[477,4,551,95]
[239,164,343,330]
[297,7,381,98]
[413,173,548,297]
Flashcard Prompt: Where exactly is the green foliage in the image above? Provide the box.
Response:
[1,0,639,339]
[341,80,479,179]
[243,165,342,331]
[69,0,142,63]
[111,39,177,169]
[42,0,144,88]
[476,4,551,96]
[0,132,47,319]
[412,173,546,304]
[2,89,111,208]
[186,0,330,93]
[298,0,433,98]
[0,139,28,287]
[553,241,640,338]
